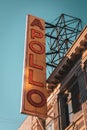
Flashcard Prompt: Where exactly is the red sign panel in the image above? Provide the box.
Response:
[21,15,47,118]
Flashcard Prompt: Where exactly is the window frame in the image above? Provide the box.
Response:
[84,60,87,89]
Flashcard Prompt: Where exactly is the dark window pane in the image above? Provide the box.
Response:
[71,82,81,113]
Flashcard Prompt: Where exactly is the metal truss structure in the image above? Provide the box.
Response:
[45,14,82,78]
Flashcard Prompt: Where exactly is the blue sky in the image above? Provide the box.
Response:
[0,0,87,129]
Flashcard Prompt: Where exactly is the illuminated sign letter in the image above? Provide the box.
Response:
[31,29,43,39]
[29,69,44,87]
[29,54,43,70]
[31,18,44,30]
[27,89,46,107]
[29,41,45,54]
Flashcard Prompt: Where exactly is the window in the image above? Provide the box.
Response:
[59,80,81,130]
[59,93,70,130]
[70,82,81,113]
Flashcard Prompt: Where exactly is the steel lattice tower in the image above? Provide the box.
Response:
[45,14,82,78]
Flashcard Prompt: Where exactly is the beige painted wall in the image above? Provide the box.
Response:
[18,116,32,130]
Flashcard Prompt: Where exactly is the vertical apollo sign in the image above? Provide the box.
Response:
[21,15,47,118]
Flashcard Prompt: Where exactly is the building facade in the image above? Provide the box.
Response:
[19,26,87,130]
